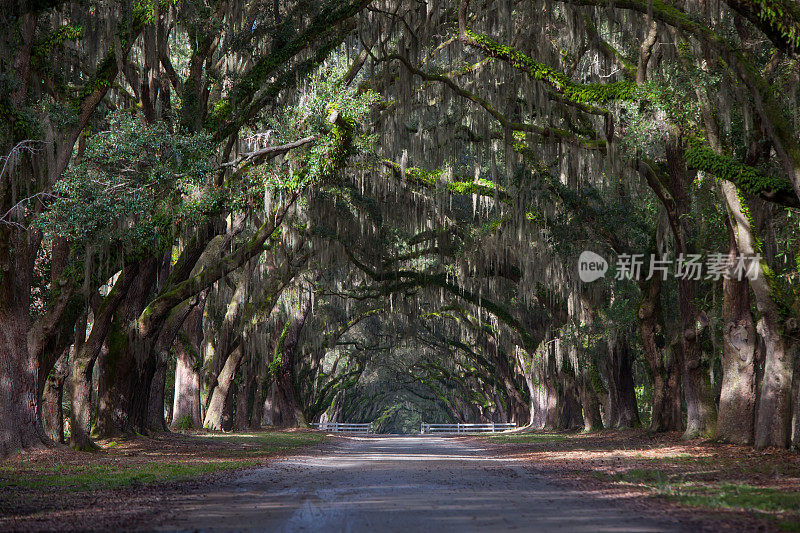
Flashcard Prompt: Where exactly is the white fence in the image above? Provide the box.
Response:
[420,422,516,434]
[311,422,374,433]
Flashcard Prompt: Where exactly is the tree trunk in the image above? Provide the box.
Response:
[146,298,200,433]
[791,354,800,450]
[34,238,81,415]
[204,345,245,430]
[147,357,168,433]
[755,317,794,448]
[69,265,139,450]
[609,338,641,428]
[272,299,313,428]
[719,183,794,448]
[42,350,69,443]
[679,298,716,439]
[273,366,307,427]
[262,383,276,426]
[0,238,46,456]
[70,350,97,451]
[578,378,603,431]
[235,359,255,431]
[541,378,560,430]
[250,374,265,429]
[172,339,203,429]
[558,376,584,430]
[171,301,205,429]
[717,225,757,444]
[638,246,683,432]
[96,259,160,437]
[664,134,716,439]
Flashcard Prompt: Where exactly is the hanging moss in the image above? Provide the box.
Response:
[72,1,155,110]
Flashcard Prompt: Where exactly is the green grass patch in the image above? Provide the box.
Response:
[0,461,259,491]
[0,431,327,492]
[609,469,800,526]
[483,433,568,444]
[613,468,670,484]
[194,431,326,449]
[663,483,800,514]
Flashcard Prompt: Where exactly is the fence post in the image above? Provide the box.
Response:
[492,422,495,432]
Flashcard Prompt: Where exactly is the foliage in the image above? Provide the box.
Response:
[36,111,216,255]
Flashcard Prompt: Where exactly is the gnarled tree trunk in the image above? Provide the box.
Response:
[717,224,757,444]
[578,377,603,432]
[0,233,46,456]
[638,238,683,432]
[204,345,245,430]
[171,300,205,429]
[273,298,313,428]
[42,350,69,443]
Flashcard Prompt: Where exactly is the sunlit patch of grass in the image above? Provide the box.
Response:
[0,431,328,493]
[484,433,567,444]
[610,470,800,528]
[613,468,670,484]
[0,461,258,491]
[662,483,800,514]
[195,431,326,449]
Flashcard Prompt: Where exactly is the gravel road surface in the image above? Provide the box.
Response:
[155,435,687,532]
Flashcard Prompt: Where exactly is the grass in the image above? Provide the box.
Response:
[195,431,325,448]
[0,430,327,493]
[0,461,259,491]
[662,482,800,513]
[610,468,800,513]
[482,432,567,444]
[475,429,800,530]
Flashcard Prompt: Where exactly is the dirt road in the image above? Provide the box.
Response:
[155,435,687,532]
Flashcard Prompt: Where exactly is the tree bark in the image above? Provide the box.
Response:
[719,183,794,448]
[42,350,69,443]
[607,338,641,428]
[578,377,603,431]
[70,266,139,450]
[262,383,276,426]
[638,228,683,432]
[235,356,255,431]
[0,232,46,456]
[146,296,202,432]
[250,374,265,429]
[171,300,205,429]
[273,298,313,428]
[147,357,168,433]
[541,378,560,430]
[204,345,245,430]
[96,259,160,437]
[664,133,716,439]
[558,375,584,430]
[717,222,757,444]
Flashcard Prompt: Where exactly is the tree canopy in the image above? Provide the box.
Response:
[1,0,799,455]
